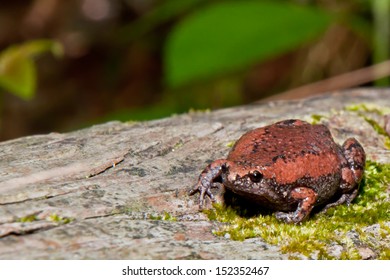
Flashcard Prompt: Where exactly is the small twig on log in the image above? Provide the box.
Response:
[261,60,390,101]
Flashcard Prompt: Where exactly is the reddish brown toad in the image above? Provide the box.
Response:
[190,119,366,224]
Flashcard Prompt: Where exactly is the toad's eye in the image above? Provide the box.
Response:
[249,170,263,182]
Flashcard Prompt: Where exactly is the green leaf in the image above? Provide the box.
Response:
[18,39,63,58]
[0,50,36,100]
[0,39,63,100]
[164,1,332,88]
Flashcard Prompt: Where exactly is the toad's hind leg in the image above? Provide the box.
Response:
[341,138,366,188]
[321,138,366,213]
[275,187,317,224]
[321,138,366,212]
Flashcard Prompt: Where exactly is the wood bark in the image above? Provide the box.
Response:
[0,89,389,259]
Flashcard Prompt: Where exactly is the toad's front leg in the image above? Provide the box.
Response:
[275,187,318,224]
[189,159,228,209]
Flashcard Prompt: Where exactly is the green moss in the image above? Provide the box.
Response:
[47,213,73,224]
[226,141,236,148]
[345,103,390,115]
[150,211,177,221]
[310,114,326,125]
[379,248,390,259]
[17,215,38,223]
[345,103,390,149]
[360,116,390,149]
[17,213,74,225]
[206,160,390,259]
[173,140,184,150]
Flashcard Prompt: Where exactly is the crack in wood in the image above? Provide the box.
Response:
[0,153,127,205]
[0,220,59,238]
[86,155,125,178]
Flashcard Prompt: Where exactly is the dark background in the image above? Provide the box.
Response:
[0,0,388,141]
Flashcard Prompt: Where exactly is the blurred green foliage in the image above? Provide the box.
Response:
[96,0,389,123]
[164,1,332,88]
[1,0,389,139]
[372,0,390,85]
[0,39,63,100]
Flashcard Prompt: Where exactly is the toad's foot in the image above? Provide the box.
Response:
[320,188,359,213]
[189,159,227,209]
[189,182,222,209]
[275,187,317,224]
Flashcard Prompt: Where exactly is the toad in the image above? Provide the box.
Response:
[190,119,366,224]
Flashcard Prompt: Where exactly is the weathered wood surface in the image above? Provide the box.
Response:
[0,89,389,259]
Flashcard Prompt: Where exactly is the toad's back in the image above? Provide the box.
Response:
[227,120,342,184]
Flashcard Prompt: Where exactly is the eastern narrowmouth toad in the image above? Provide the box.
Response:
[190,119,366,224]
